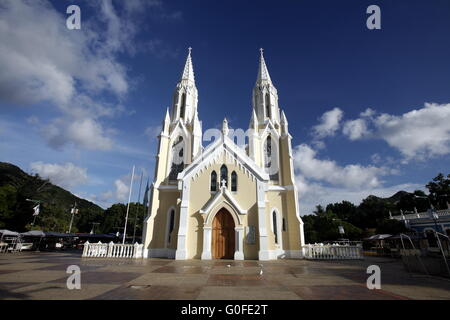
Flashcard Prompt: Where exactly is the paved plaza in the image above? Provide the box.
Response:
[0,252,449,300]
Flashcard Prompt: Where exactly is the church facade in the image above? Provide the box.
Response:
[142,49,305,260]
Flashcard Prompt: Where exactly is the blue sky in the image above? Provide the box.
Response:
[1,0,449,214]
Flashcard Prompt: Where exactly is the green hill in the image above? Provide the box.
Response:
[0,162,104,232]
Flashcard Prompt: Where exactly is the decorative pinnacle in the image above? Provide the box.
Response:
[222,118,229,137]
[181,47,195,83]
[257,48,272,84]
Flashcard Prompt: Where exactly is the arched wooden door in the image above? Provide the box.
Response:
[212,209,235,259]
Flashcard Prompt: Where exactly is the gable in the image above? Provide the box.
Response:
[178,135,269,183]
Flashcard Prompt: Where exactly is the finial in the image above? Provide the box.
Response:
[256,48,272,84]
[188,47,192,55]
[222,118,229,137]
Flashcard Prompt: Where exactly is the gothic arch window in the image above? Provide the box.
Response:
[272,211,278,244]
[265,93,271,118]
[264,135,279,181]
[169,136,184,181]
[180,93,186,119]
[264,135,272,169]
[167,209,175,244]
[220,165,228,188]
[210,171,217,192]
[231,171,237,192]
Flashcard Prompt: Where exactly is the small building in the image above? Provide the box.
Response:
[390,208,450,252]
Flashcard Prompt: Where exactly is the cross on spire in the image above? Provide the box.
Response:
[220,179,227,188]
[181,47,195,82]
[257,48,272,84]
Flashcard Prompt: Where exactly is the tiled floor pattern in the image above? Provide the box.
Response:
[0,252,449,300]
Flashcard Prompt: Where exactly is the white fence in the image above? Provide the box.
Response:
[303,244,363,260]
[82,241,143,259]
[392,209,450,221]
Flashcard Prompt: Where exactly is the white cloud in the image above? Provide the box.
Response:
[343,103,450,160]
[312,107,343,139]
[293,144,388,189]
[101,168,148,204]
[114,178,130,202]
[296,174,422,216]
[360,108,375,118]
[292,143,419,215]
[0,0,128,106]
[374,103,450,159]
[30,162,88,188]
[343,118,369,140]
[0,0,169,151]
[371,153,381,164]
[41,118,113,151]
[144,125,162,139]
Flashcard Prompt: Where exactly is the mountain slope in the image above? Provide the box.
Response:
[0,162,104,232]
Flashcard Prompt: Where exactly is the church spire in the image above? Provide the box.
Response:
[256,48,272,84]
[252,49,280,126]
[181,47,195,83]
[171,47,198,124]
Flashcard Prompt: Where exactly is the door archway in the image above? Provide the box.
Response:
[212,208,235,259]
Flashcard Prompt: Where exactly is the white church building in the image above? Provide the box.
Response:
[142,49,305,260]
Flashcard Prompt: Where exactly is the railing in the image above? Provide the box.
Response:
[82,241,143,259]
[303,244,363,260]
[392,209,450,221]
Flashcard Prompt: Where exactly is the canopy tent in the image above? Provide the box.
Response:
[45,232,77,238]
[364,234,392,241]
[21,231,78,238]
[0,229,19,237]
[21,230,46,237]
[75,233,117,239]
[387,234,426,240]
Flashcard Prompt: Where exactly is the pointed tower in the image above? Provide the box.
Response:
[252,48,281,127]
[150,48,203,186]
[171,47,198,124]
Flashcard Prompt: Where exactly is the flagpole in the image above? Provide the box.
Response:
[132,170,144,243]
[123,165,135,244]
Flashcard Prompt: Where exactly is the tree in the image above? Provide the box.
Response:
[0,185,17,228]
[426,173,450,209]
[303,209,363,243]
[326,201,357,221]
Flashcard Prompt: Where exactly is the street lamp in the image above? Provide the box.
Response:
[90,222,100,235]
[26,199,41,226]
[67,203,78,234]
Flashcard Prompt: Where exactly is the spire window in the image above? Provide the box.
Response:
[231,171,237,192]
[180,93,186,119]
[168,209,175,243]
[210,171,217,192]
[220,165,228,188]
[169,136,184,181]
[265,93,271,118]
[272,211,278,244]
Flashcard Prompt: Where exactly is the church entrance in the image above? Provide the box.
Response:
[212,208,235,259]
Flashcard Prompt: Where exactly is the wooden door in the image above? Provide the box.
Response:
[212,209,235,259]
